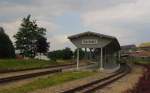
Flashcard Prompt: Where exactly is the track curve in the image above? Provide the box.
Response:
[61,64,131,93]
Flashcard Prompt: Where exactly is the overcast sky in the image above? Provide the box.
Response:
[0,0,150,50]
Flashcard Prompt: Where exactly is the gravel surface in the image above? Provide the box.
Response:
[0,62,92,90]
[0,62,89,79]
[0,73,55,90]
[29,72,111,93]
[95,65,143,93]
[0,68,61,79]
[0,60,122,93]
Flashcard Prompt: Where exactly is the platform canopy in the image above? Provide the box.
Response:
[68,31,121,52]
[68,31,121,70]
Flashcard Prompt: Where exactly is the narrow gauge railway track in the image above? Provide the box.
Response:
[0,68,62,84]
[0,64,75,81]
[0,62,93,84]
[61,64,131,93]
[0,63,90,79]
[0,63,75,74]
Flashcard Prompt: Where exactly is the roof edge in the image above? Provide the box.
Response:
[68,31,116,40]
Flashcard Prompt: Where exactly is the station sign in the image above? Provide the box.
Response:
[82,39,98,45]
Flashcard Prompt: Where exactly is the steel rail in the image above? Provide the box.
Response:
[61,64,131,93]
[0,62,93,84]
[0,63,75,74]
[0,68,62,84]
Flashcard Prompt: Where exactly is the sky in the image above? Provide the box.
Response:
[0,0,150,51]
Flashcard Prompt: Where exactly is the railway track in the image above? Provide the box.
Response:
[61,64,131,93]
[0,68,62,84]
[0,63,75,74]
[0,62,93,84]
[0,64,74,84]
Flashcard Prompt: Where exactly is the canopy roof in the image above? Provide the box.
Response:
[68,31,121,51]
[68,31,116,40]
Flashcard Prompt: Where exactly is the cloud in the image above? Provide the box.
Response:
[0,0,81,50]
[82,0,137,11]
[0,19,21,41]
[49,34,76,50]
[81,0,150,45]
[0,0,150,50]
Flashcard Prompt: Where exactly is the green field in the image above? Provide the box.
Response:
[0,59,72,70]
[0,71,96,93]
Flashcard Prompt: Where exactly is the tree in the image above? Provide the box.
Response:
[48,50,63,61]
[36,36,49,56]
[14,15,49,58]
[62,47,73,59]
[0,27,15,58]
[48,47,73,61]
[74,48,85,59]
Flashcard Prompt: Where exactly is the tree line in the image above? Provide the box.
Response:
[0,14,85,60]
[48,48,85,61]
[0,15,49,58]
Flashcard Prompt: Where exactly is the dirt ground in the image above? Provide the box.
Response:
[95,65,144,93]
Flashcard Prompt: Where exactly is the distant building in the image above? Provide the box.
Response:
[35,53,50,61]
[120,44,136,56]
[129,50,150,63]
[15,50,49,60]
[130,50,150,58]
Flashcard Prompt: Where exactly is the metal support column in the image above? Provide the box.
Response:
[77,48,79,70]
[89,48,92,60]
[84,48,87,59]
[118,51,121,67]
[100,47,104,70]
[118,51,121,61]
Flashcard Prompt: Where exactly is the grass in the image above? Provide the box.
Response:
[0,59,72,70]
[0,71,96,93]
[135,61,150,64]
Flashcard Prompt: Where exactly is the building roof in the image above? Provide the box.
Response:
[121,44,136,50]
[68,31,116,40]
[68,31,121,50]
